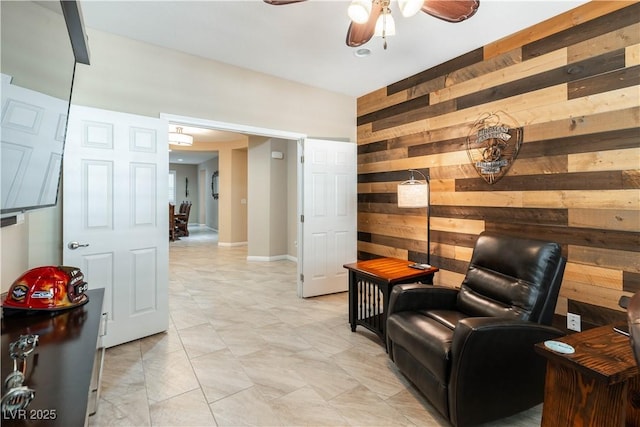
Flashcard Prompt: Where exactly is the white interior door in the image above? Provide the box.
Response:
[63,105,169,348]
[299,138,357,297]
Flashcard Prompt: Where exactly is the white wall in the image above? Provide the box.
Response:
[247,136,271,258]
[247,137,297,260]
[230,148,248,244]
[1,18,355,291]
[1,217,29,289]
[72,29,356,140]
[287,142,299,259]
[269,139,289,257]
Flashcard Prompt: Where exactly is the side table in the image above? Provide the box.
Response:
[343,257,438,345]
[535,323,640,426]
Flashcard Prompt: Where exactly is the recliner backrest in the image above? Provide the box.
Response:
[456,231,565,325]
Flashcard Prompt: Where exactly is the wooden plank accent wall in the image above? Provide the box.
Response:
[356,1,640,326]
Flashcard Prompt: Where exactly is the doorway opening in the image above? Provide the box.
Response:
[161,114,357,299]
[161,114,305,261]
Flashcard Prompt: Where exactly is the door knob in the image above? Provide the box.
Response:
[68,242,90,250]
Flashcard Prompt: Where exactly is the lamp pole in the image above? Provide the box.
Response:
[408,169,430,265]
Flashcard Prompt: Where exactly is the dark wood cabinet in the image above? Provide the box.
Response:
[1,289,106,426]
[535,324,640,426]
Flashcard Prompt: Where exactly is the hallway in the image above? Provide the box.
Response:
[89,226,542,426]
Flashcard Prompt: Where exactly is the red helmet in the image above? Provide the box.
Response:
[2,266,89,312]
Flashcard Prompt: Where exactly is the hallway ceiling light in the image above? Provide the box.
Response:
[169,127,194,146]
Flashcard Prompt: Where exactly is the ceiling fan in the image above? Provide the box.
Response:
[264,0,480,49]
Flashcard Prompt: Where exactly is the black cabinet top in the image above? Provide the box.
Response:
[1,288,104,426]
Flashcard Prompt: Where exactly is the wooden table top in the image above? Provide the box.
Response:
[535,323,639,385]
[343,257,438,284]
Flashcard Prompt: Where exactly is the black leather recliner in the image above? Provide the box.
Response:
[628,292,640,366]
[386,231,566,427]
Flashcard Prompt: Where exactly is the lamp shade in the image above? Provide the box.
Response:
[397,180,429,208]
[374,12,396,37]
[348,0,371,23]
[398,0,424,17]
[168,127,193,146]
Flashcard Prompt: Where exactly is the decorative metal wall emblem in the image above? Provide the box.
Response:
[466,111,523,184]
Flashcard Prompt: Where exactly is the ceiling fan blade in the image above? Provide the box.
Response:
[421,0,480,23]
[346,5,382,47]
[263,0,307,5]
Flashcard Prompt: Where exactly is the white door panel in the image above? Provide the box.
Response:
[63,105,168,347]
[300,139,356,297]
[1,73,67,210]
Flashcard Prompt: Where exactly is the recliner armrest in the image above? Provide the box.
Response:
[388,283,459,317]
[447,317,564,426]
[451,317,563,359]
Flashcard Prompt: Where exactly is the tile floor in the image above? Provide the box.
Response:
[89,226,542,426]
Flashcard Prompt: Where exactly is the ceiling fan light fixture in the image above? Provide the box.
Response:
[265,0,481,51]
[398,0,424,18]
[347,0,371,24]
[168,127,194,146]
[374,11,396,37]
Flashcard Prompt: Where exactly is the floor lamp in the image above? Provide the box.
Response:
[397,169,430,266]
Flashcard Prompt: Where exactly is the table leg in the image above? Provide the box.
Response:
[348,271,357,332]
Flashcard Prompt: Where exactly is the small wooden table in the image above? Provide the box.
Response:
[535,323,640,426]
[343,257,438,345]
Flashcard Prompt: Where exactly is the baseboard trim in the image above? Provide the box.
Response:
[247,255,297,262]
[218,241,248,247]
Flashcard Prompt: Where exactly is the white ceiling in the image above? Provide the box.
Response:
[79,0,589,163]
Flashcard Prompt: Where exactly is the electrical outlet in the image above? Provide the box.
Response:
[567,313,581,332]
